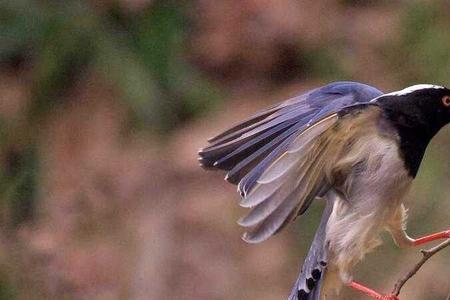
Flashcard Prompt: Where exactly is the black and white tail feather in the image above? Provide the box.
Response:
[288,196,334,300]
[198,82,384,299]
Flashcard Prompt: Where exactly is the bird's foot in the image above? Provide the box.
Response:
[348,281,400,300]
[379,295,399,300]
[412,229,450,246]
[438,229,450,239]
[445,229,450,238]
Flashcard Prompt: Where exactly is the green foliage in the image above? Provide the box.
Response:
[302,45,349,81]
[0,0,44,62]
[0,0,221,244]
[384,1,450,85]
[0,0,220,227]
[0,119,38,226]
[0,0,219,132]
[121,1,219,131]
[0,276,16,300]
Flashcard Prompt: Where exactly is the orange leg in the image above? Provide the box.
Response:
[348,281,399,300]
[412,230,450,246]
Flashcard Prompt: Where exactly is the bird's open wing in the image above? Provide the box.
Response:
[239,105,384,243]
[198,81,383,242]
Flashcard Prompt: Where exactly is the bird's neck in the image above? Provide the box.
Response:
[392,124,431,178]
[380,106,439,178]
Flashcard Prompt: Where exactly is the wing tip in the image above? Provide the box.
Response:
[206,135,217,143]
[236,215,253,227]
[197,156,209,168]
[241,230,272,244]
[238,200,252,208]
[241,232,260,244]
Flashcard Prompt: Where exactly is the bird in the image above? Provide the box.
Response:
[197,81,450,300]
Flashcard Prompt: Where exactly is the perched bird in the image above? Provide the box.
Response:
[198,82,450,300]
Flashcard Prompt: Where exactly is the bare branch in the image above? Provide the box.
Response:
[391,239,450,297]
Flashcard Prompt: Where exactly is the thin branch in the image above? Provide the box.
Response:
[392,239,450,297]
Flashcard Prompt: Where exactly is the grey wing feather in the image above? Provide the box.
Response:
[241,104,384,243]
[199,82,381,190]
[198,81,383,242]
[241,115,337,243]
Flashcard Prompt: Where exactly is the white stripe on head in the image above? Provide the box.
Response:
[384,84,445,96]
[371,84,445,102]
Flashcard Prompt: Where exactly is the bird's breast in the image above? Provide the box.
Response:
[332,120,413,210]
[325,127,413,285]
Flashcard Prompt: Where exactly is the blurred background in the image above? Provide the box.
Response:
[0,0,449,299]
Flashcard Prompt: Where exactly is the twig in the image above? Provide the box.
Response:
[391,239,450,297]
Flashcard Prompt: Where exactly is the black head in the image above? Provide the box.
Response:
[376,84,450,133]
[375,84,450,177]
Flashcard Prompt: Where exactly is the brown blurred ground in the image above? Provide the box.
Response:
[0,1,449,300]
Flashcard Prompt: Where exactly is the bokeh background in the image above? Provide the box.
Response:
[0,1,449,299]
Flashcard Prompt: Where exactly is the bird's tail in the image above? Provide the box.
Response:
[288,197,334,300]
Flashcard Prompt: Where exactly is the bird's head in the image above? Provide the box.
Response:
[376,84,450,134]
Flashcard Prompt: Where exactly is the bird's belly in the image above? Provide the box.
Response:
[325,134,413,284]
[326,199,387,284]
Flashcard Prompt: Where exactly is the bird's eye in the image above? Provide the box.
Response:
[442,95,450,107]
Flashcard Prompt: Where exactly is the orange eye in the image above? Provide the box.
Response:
[443,95,450,107]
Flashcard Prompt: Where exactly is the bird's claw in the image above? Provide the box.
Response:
[444,229,450,238]
[379,295,399,300]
